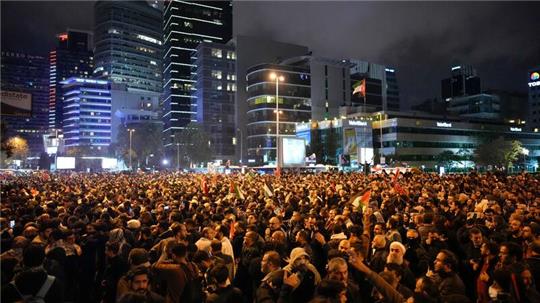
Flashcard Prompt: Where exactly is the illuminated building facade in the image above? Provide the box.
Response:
[191,42,236,160]
[49,30,94,131]
[93,0,162,93]
[1,51,49,155]
[162,0,232,147]
[61,78,112,149]
[528,67,540,131]
[245,63,311,163]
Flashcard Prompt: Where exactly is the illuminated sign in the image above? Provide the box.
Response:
[385,68,395,73]
[1,90,32,116]
[510,127,522,132]
[295,123,311,133]
[436,122,452,128]
[137,34,162,45]
[349,120,368,127]
[73,78,109,85]
[529,72,540,87]
[451,66,461,71]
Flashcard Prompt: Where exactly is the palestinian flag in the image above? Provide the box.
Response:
[350,189,371,211]
[229,180,245,200]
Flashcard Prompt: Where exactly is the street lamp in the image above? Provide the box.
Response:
[127,128,135,170]
[237,128,243,165]
[270,72,285,169]
[176,143,180,170]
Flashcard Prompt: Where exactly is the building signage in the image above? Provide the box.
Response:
[529,72,540,87]
[348,120,368,127]
[295,123,310,133]
[510,127,522,132]
[436,122,452,128]
[0,90,32,116]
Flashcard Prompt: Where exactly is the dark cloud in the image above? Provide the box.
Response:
[234,1,540,108]
[2,1,539,109]
[1,1,95,55]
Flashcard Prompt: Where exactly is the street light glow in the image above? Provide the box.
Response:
[162,159,169,165]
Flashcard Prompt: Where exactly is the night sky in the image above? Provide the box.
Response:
[2,1,540,109]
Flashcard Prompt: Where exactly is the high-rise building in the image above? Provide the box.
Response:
[162,0,232,148]
[281,56,353,121]
[1,51,49,155]
[528,67,540,132]
[61,78,112,149]
[49,30,94,131]
[191,42,236,161]
[349,60,400,112]
[446,93,501,120]
[231,36,310,163]
[441,64,481,101]
[93,0,162,93]
[245,63,311,163]
[110,83,162,144]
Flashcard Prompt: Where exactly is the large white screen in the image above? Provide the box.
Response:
[101,158,118,169]
[57,157,75,169]
[281,137,305,167]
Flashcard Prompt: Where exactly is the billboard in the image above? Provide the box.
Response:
[343,128,357,155]
[0,90,32,116]
[280,137,306,167]
[56,157,76,169]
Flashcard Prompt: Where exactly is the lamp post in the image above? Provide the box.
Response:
[379,112,384,164]
[128,129,135,170]
[270,72,284,169]
[237,128,243,165]
[176,143,180,170]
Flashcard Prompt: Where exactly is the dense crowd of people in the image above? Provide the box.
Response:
[1,170,539,303]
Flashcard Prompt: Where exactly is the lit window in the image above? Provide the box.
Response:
[211,49,222,58]
[211,70,222,79]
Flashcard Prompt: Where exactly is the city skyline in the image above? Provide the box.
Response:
[2,1,539,108]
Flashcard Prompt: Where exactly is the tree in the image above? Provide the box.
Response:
[435,150,456,170]
[6,136,29,160]
[475,137,523,170]
[173,122,213,167]
[116,122,163,169]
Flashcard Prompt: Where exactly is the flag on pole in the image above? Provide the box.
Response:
[350,189,371,211]
[353,79,366,97]
[392,168,400,183]
[229,180,245,200]
[394,182,408,196]
[263,182,274,197]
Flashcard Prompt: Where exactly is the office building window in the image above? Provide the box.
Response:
[211,49,222,58]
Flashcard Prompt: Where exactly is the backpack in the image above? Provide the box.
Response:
[10,275,56,303]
